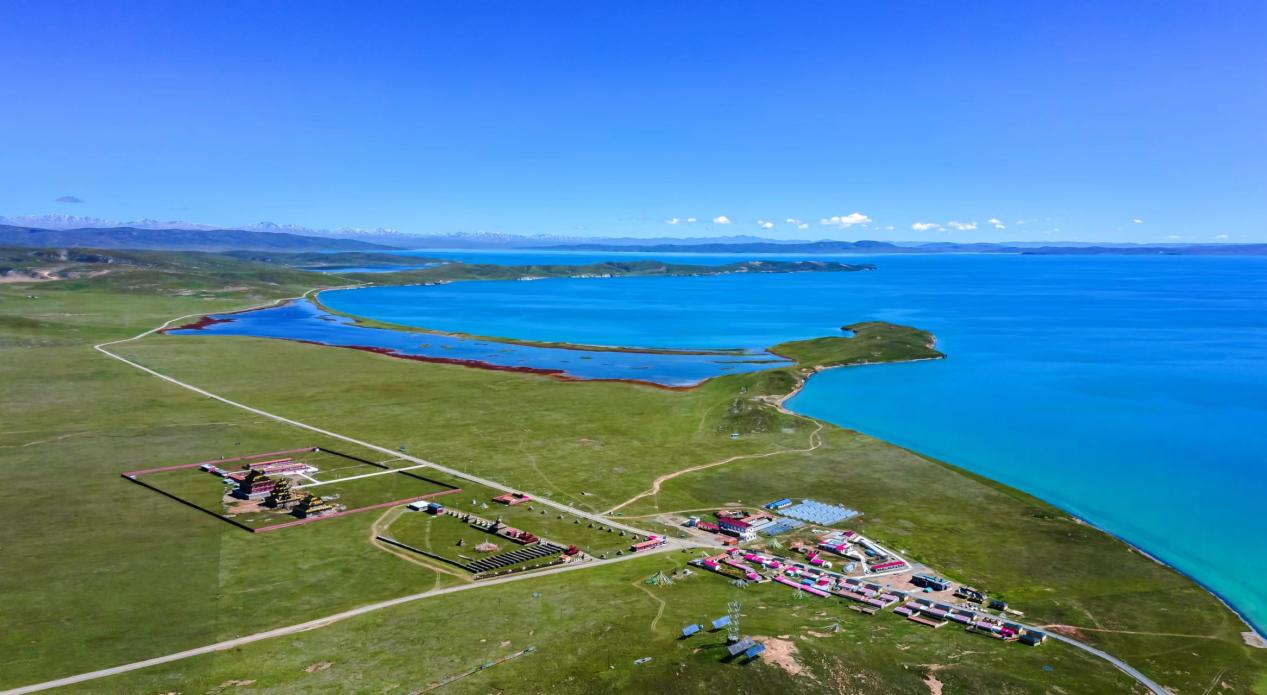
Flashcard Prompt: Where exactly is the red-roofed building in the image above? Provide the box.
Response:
[631,537,666,552]
[235,469,276,499]
[718,517,756,541]
[492,492,531,506]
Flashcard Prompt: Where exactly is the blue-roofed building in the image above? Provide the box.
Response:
[744,643,766,659]
[711,615,731,630]
[681,623,701,637]
[912,574,952,592]
[764,498,793,511]
[759,518,803,536]
[726,637,755,657]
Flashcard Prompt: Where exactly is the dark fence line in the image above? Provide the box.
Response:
[122,474,256,533]
[122,446,318,477]
[375,535,471,571]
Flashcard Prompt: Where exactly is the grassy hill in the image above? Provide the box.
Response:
[0,223,395,252]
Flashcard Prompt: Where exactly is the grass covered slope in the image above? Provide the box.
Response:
[1,249,1264,693]
[57,555,1139,695]
[771,321,943,369]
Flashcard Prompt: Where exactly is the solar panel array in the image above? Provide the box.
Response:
[760,518,803,536]
[781,499,858,525]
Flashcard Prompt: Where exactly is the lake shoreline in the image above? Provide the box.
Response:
[165,264,1267,643]
[779,350,1266,644]
[318,296,1267,644]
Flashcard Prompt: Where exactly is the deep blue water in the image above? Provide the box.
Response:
[167,299,786,386]
[392,248,855,267]
[322,253,1267,631]
[302,263,440,274]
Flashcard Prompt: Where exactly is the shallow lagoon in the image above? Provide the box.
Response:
[325,253,1267,632]
[167,298,788,386]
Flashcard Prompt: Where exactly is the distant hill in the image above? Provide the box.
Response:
[0,225,398,252]
[1017,243,1267,256]
[537,239,1267,256]
[540,239,907,254]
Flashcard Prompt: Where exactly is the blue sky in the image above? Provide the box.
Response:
[1,1,1264,242]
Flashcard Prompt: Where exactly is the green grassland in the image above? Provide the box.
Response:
[772,320,944,369]
[56,554,1139,695]
[1,251,1265,693]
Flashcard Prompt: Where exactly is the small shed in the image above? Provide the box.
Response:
[681,624,701,638]
[1020,630,1047,646]
[710,616,731,631]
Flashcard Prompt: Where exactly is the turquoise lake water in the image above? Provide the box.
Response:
[167,299,786,385]
[322,252,1267,631]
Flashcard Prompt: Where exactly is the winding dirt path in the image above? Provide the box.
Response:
[604,365,830,516]
[604,416,823,515]
[630,580,668,633]
[614,507,755,520]
[1042,624,1221,640]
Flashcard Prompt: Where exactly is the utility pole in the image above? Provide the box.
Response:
[727,600,741,643]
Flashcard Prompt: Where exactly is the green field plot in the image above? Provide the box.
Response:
[401,484,640,558]
[384,511,565,575]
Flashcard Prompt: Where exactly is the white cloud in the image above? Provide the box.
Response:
[884,225,895,231]
[947,221,977,231]
[757,219,775,229]
[686,217,697,223]
[785,218,802,225]
[712,215,731,225]
[1166,234,1182,240]
[987,218,1005,229]
[665,217,680,225]
[1133,218,1144,224]
[911,222,943,232]
[1215,233,1230,240]
[797,223,809,229]
[820,212,872,228]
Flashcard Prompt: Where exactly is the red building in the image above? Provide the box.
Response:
[236,469,276,499]
[630,536,666,552]
[492,492,531,506]
[718,517,756,541]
